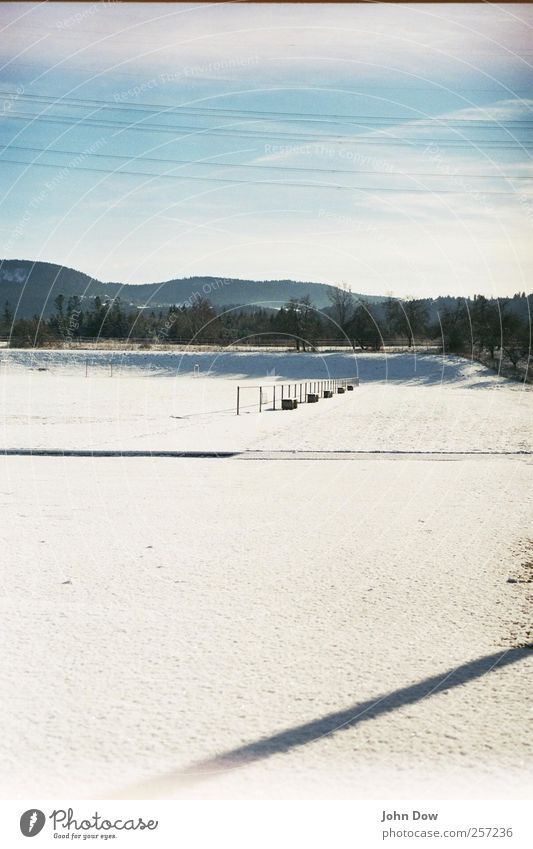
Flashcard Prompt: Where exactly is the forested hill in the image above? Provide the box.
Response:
[0,259,381,318]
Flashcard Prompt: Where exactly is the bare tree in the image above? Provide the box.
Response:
[328,285,355,333]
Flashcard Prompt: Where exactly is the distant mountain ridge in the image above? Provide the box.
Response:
[0,259,382,318]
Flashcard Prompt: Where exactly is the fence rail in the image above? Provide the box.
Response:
[0,335,443,352]
[236,377,359,415]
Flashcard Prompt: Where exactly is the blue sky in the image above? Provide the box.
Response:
[0,2,532,297]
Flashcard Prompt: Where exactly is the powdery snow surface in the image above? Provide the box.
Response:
[0,350,532,799]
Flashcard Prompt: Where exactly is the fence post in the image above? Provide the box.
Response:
[259,387,263,413]
[273,385,276,410]
[236,386,240,416]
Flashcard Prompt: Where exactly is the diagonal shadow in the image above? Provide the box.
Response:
[118,645,532,798]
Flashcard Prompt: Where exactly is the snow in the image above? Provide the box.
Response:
[0,349,530,454]
[0,350,532,799]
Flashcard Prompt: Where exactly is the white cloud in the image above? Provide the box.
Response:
[3,2,533,83]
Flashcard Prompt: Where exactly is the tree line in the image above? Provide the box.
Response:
[1,288,531,371]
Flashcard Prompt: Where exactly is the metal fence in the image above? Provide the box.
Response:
[236,377,359,415]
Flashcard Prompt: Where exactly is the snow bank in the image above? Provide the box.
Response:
[0,348,513,385]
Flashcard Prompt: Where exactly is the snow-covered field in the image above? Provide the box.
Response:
[0,350,532,799]
[1,348,531,454]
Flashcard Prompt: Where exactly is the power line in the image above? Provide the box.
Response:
[4,72,532,94]
[4,110,533,149]
[0,153,529,195]
[2,142,532,182]
[2,88,532,129]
